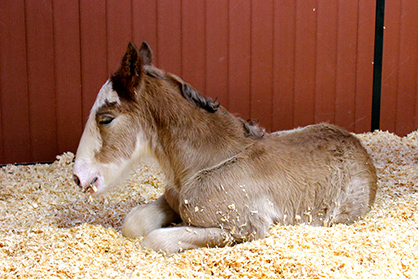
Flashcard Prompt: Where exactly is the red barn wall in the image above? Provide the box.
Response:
[0,0,417,164]
[380,1,418,137]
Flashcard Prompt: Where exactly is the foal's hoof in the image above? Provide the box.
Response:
[141,228,194,255]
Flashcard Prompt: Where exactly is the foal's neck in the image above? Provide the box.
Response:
[150,106,253,189]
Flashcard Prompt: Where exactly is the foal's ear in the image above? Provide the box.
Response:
[121,42,143,86]
[111,42,143,100]
[139,41,153,66]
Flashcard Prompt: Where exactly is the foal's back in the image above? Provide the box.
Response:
[181,123,377,241]
[244,123,377,226]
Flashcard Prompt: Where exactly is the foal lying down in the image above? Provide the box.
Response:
[73,42,377,254]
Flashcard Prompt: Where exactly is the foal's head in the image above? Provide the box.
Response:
[73,42,219,194]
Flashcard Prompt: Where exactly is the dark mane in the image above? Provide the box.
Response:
[180,83,219,113]
[240,118,265,139]
[145,68,219,113]
[145,67,262,138]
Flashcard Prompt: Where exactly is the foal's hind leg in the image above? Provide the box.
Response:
[141,226,229,254]
[122,194,179,239]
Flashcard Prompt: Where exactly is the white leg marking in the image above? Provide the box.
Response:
[141,226,228,255]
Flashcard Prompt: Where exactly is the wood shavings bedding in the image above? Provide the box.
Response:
[1,130,417,278]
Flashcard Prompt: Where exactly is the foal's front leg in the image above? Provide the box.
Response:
[122,194,179,239]
[141,226,229,255]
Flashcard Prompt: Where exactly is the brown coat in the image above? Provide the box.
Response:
[74,42,377,254]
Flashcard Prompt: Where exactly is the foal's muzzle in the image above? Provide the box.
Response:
[73,175,98,193]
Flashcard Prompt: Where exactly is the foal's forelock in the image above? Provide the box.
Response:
[92,80,121,111]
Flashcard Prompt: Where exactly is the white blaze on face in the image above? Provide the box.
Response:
[76,81,114,161]
[73,80,150,194]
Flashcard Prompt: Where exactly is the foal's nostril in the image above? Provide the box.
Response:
[90,177,98,185]
[73,174,81,187]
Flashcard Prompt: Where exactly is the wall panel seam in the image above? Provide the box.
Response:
[23,0,33,161]
[78,0,84,129]
[52,0,59,155]
[354,0,360,131]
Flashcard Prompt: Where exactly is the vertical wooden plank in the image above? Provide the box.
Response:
[334,0,359,131]
[355,0,376,133]
[416,52,418,133]
[0,107,2,162]
[25,0,57,162]
[157,0,182,75]
[228,0,251,120]
[53,0,82,155]
[79,0,107,123]
[293,0,317,127]
[315,0,338,125]
[0,0,30,164]
[182,0,206,92]
[250,0,274,130]
[395,1,418,136]
[416,67,418,133]
[380,1,400,133]
[273,0,296,131]
[133,0,157,60]
[0,102,2,164]
[107,0,133,74]
[206,0,229,106]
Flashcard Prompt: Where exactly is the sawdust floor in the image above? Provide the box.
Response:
[1,130,417,278]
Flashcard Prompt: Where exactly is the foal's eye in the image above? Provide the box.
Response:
[98,115,114,126]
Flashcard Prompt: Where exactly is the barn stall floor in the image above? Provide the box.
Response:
[1,130,418,278]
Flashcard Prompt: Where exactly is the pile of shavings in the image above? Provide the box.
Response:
[0,130,417,278]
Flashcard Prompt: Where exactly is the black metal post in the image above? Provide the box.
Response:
[371,0,385,131]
